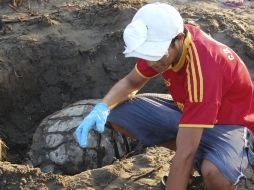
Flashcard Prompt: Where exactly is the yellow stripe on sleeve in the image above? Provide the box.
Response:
[186,58,193,103]
[188,47,198,102]
[179,124,214,128]
[191,41,204,102]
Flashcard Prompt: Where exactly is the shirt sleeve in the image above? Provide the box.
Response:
[179,39,223,128]
[179,102,220,128]
[135,59,159,78]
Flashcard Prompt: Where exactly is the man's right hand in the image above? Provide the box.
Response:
[75,102,110,148]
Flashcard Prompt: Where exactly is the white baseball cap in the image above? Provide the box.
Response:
[123,3,184,61]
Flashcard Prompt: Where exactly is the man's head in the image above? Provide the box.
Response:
[123,3,185,72]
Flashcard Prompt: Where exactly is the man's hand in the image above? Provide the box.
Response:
[75,102,110,148]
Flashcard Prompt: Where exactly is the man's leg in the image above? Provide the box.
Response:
[107,93,181,147]
[201,160,235,190]
[109,122,177,150]
[194,126,250,190]
[107,94,251,190]
[109,122,136,138]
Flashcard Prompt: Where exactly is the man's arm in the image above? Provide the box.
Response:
[166,127,203,190]
[102,67,150,109]
[75,67,150,148]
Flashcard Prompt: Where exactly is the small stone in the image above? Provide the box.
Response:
[41,164,55,173]
[210,19,220,30]
[20,178,27,184]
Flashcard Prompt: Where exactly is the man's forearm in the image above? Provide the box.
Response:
[166,128,203,190]
[102,78,139,109]
[102,68,149,110]
[166,152,195,190]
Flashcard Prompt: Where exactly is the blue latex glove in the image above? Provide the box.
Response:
[75,102,110,148]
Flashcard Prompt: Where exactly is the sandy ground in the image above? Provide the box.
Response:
[0,147,192,190]
[0,146,253,189]
[0,0,254,189]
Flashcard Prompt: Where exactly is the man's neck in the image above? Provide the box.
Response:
[172,41,184,67]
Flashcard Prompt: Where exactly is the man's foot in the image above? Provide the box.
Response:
[161,175,167,186]
[161,175,205,190]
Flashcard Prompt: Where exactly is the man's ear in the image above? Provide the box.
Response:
[177,33,185,41]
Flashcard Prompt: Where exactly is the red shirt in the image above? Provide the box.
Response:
[135,24,254,133]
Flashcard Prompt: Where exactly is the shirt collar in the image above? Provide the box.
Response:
[171,30,192,72]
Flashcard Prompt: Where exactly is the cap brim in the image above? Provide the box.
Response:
[123,40,171,61]
[125,51,162,61]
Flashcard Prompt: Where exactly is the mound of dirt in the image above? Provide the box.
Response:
[0,147,179,190]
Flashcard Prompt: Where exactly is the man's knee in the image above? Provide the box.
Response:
[107,122,136,138]
[201,160,235,190]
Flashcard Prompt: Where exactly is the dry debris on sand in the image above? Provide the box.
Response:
[0,0,254,189]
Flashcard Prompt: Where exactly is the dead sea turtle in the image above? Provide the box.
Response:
[29,99,138,175]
